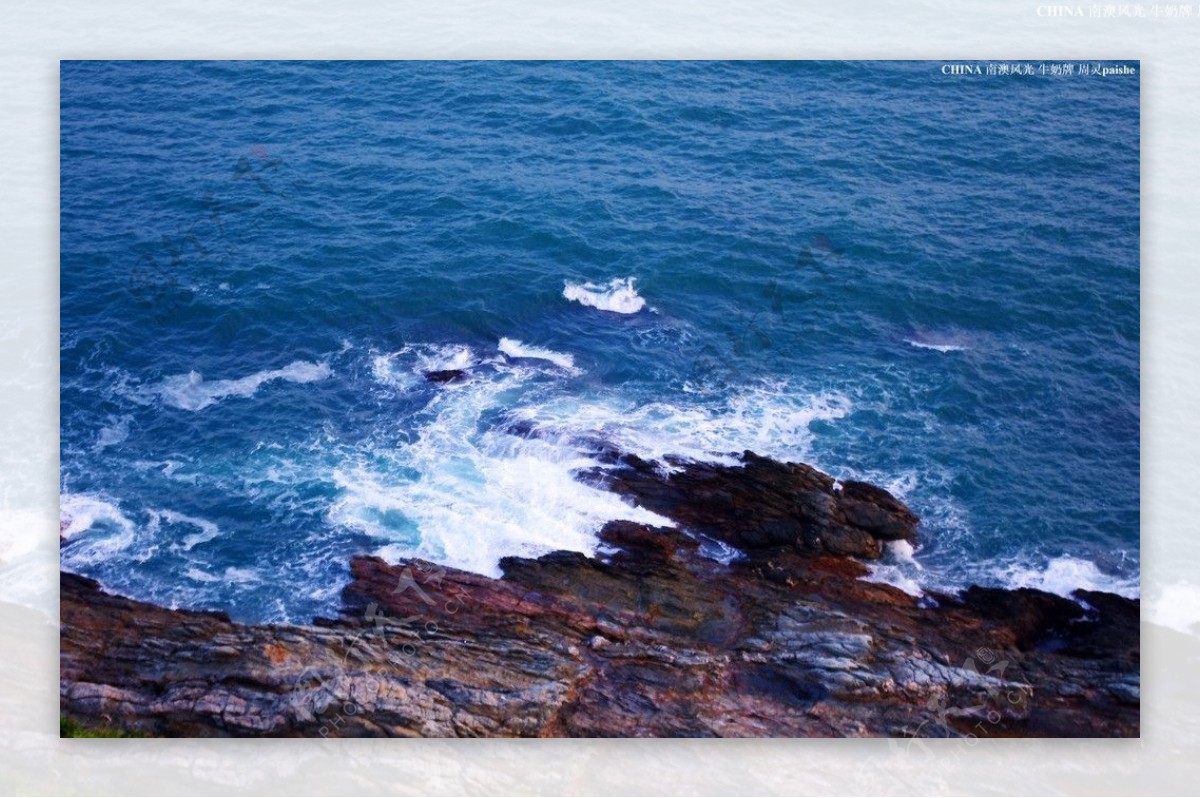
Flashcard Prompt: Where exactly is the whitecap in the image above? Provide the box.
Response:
[886,539,921,567]
[371,351,418,391]
[563,277,646,314]
[498,337,579,373]
[185,566,259,586]
[184,567,221,583]
[907,340,966,353]
[862,566,925,597]
[413,344,475,372]
[904,328,972,352]
[154,360,331,411]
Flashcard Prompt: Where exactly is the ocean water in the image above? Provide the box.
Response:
[59,61,1140,623]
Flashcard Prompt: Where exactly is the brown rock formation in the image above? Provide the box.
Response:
[60,451,1138,737]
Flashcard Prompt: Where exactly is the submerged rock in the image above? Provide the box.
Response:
[59,450,1138,738]
[424,369,468,384]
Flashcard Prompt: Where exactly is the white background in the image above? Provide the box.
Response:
[1,1,1197,794]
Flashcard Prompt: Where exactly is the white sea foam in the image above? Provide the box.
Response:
[563,277,646,314]
[414,344,476,372]
[183,566,261,586]
[222,566,262,585]
[510,385,852,469]
[371,344,480,391]
[330,366,853,578]
[498,337,578,372]
[881,471,920,501]
[329,367,673,577]
[184,567,221,583]
[59,492,135,540]
[58,492,140,569]
[94,415,131,452]
[862,540,926,596]
[887,539,920,566]
[150,509,221,551]
[371,351,418,391]
[997,555,1139,599]
[846,473,1139,603]
[154,360,331,411]
[862,566,925,597]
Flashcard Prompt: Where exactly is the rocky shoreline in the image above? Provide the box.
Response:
[60,449,1139,737]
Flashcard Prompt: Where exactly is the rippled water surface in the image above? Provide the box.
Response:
[60,61,1139,622]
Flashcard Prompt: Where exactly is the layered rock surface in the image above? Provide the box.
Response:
[580,450,919,559]
[60,451,1139,737]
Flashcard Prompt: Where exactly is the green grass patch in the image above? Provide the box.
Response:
[60,715,147,738]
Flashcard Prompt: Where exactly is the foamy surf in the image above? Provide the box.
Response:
[60,492,136,540]
[508,386,852,469]
[563,277,646,314]
[413,344,476,372]
[997,555,1139,599]
[371,343,480,391]
[342,348,856,579]
[329,366,674,577]
[153,360,331,411]
[59,492,140,568]
[184,567,221,583]
[150,510,221,551]
[498,337,578,373]
[862,540,926,596]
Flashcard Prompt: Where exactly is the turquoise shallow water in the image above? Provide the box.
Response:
[60,61,1139,623]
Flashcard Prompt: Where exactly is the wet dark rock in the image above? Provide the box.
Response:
[581,449,918,560]
[424,369,468,384]
[959,586,1087,651]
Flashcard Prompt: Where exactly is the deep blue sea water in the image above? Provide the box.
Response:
[60,61,1140,623]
